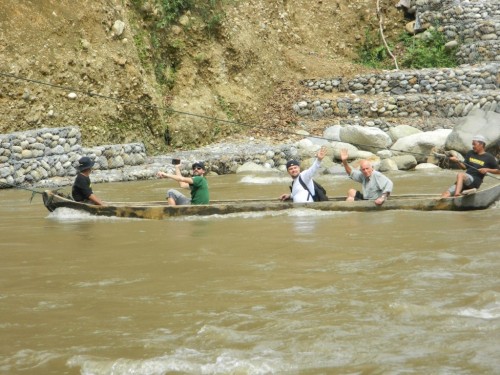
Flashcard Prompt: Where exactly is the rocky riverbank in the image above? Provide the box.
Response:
[2,107,498,192]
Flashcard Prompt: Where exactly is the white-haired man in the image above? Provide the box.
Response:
[340,149,393,205]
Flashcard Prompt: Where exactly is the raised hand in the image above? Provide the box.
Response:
[340,148,349,162]
[317,146,327,161]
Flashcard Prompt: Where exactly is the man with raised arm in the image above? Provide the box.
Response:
[280,146,327,203]
[157,161,209,205]
[340,148,393,206]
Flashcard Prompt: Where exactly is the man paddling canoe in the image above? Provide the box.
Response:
[441,135,500,198]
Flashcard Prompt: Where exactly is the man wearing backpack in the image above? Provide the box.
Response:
[280,146,328,202]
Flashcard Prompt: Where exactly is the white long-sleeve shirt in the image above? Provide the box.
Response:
[291,159,322,202]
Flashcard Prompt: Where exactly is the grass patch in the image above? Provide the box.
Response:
[399,28,458,69]
[357,26,459,69]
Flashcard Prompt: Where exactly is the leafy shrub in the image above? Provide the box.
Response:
[357,26,459,69]
[357,28,392,69]
[399,28,458,69]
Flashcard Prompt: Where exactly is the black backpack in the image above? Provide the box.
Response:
[295,176,329,202]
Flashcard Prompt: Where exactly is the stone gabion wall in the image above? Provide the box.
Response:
[415,0,459,12]
[0,127,146,186]
[84,143,146,171]
[418,0,500,63]
[293,90,500,120]
[301,63,499,95]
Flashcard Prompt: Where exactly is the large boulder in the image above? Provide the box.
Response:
[445,109,500,155]
[389,155,418,170]
[306,136,330,146]
[415,163,440,170]
[339,125,392,153]
[323,125,342,141]
[391,129,452,163]
[379,158,398,172]
[330,141,359,160]
[389,125,422,142]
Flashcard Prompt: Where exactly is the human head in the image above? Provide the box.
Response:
[78,156,95,172]
[472,135,486,153]
[286,160,301,178]
[359,160,373,178]
[192,162,206,175]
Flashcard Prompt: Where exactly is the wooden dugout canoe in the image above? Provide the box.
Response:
[41,183,500,220]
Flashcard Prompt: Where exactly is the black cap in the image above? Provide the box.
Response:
[78,156,95,171]
[286,160,300,169]
[192,162,205,170]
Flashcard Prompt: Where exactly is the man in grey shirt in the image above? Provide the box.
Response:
[340,149,393,205]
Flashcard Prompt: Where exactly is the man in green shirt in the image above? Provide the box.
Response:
[157,161,209,205]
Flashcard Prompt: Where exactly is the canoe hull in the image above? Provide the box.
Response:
[42,184,500,220]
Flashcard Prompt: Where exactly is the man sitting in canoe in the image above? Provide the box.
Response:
[157,161,209,205]
[279,146,327,202]
[72,156,104,205]
[441,134,500,198]
[340,149,393,205]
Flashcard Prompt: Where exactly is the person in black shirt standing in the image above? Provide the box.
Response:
[441,135,500,198]
[72,156,104,205]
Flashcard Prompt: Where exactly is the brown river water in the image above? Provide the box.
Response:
[1,169,499,375]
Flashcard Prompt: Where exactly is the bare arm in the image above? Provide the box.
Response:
[448,156,466,170]
[478,167,500,175]
[173,164,190,188]
[88,193,104,206]
[157,167,193,187]
[340,148,352,175]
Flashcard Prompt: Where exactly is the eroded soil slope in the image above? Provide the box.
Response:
[0,0,404,152]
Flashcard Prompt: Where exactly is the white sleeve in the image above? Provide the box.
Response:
[300,159,321,184]
[291,159,321,202]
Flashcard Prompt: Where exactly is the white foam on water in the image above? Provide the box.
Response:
[239,175,289,185]
[172,208,350,221]
[490,200,500,210]
[70,350,292,375]
[46,207,139,222]
[74,278,145,288]
[456,306,500,320]
[3,349,61,373]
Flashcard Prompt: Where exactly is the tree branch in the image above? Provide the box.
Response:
[377,0,399,70]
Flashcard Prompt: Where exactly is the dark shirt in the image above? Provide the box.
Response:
[464,151,499,188]
[72,173,93,202]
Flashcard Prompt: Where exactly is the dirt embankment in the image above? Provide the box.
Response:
[0,0,405,153]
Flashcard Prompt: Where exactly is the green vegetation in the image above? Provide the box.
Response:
[357,27,459,69]
[398,28,458,69]
[357,28,391,69]
[216,95,234,120]
[129,0,226,90]
[130,0,226,37]
[132,33,150,66]
[156,0,193,29]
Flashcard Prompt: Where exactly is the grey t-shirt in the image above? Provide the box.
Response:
[350,169,393,200]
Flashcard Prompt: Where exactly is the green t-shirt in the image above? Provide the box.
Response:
[190,175,209,204]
